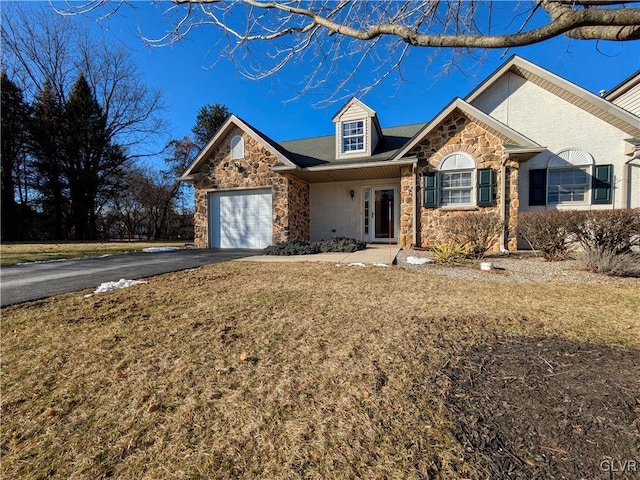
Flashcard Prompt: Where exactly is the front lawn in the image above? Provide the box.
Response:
[2,262,638,479]
[0,241,188,266]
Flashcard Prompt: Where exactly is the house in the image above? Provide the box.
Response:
[179,55,640,251]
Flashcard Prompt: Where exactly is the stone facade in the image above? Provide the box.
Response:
[399,112,520,251]
[192,127,309,248]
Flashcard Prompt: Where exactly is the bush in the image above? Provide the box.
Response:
[572,209,640,275]
[263,240,320,256]
[316,236,366,253]
[264,237,366,256]
[431,241,467,264]
[443,213,503,259]
[571,209,640,255]
[581,248,640,277]
[518,210,578,261]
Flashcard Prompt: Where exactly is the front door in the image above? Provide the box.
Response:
[370,187,397,243]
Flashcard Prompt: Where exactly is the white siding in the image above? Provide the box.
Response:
[471,72,636,210]
[610,83,640,117]
[335,103,369,158]
[309,178,400,241]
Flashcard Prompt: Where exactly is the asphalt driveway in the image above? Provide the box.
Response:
[0,249,259,307]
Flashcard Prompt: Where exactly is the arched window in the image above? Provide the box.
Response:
[230,135,244,160]
[547,148,594,204]
[438,152,476,207]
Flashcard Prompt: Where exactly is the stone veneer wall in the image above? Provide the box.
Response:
[399,112,520,251]
[192,127,309,248]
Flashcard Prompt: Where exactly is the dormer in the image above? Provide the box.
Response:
[332,98,383,159]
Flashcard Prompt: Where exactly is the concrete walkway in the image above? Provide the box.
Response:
[236,244,402,265]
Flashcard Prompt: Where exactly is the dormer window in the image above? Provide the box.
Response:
[341,120,365,153]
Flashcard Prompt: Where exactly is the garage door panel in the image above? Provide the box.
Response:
[209,190,273,249]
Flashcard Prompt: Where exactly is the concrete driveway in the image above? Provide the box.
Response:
[0,249,259,307]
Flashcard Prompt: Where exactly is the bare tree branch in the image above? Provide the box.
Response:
[55,1,640,103]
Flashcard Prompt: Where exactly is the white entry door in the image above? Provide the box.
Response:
[209,189,273,248]
[368,186,397,243]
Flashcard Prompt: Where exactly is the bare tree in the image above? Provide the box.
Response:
[2,3,166,157]
[58,1,640,102]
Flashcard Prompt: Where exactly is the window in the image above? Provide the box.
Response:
[423,152,493,208]
[342,120,364,153]
[548,168,589,204]
[438,153,475,207]
[527,149,612,206]
[230,135,244,160]
[440,171,473,206]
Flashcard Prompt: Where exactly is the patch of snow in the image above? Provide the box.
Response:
[94,278,148,294]
[373,263,389,268]
[407,256,432,265]
[142,246,181,253]
[348,262,366,267]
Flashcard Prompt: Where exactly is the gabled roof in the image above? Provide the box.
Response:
[331,97,384,140]
[391,98,542,161]
[180,114,296,180]
[465,55,640,138]
[605,69,640,102]
[331,97,377,121]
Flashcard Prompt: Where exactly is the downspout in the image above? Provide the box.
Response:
[499,155,509,253]
[412,162,418,247]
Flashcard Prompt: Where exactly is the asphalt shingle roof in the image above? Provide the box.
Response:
[278,123,426,168]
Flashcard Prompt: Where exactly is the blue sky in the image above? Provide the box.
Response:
[30,2,640,164]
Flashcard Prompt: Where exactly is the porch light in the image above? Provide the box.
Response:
[350,189,355,200]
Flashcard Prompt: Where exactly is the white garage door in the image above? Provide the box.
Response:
[209,189,273,249]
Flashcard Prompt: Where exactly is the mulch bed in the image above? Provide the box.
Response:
[445,335,640,479]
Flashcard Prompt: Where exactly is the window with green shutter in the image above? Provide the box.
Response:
[477,168,493,207]
[423,172,437,208]
[592,164,613,204]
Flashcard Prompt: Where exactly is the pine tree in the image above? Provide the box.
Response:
[30,81,68,239]
[1,73,30,240]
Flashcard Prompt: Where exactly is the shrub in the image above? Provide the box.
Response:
[263,240,320,256]
[517,210,578,261]
[316,236,366,253]
[264,237,366,256]
[443,213,503,259]
[571,209,640,275]
[571,209,640,255]
[581,248,640,277]
[431,241,467,264]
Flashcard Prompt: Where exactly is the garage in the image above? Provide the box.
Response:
[209,189,273,249]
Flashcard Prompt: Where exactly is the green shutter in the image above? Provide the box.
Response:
[592,164,613,204]
[477,168,493,207]
[529,169,547,206]
[423,172,437,208]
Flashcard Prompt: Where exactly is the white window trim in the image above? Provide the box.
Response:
[230,135,244,160]
[438,152,477,207]
[546,166,591,206]
[546,148,594,206]
[341,120,365,154]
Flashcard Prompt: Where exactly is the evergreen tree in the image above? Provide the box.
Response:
[1,73,30,240]
[62,73,125,240]
[30,81,68,239]
[192,103,230,150]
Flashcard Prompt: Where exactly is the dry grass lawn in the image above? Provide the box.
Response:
[0,241,187,266]
[2,262,639,479]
